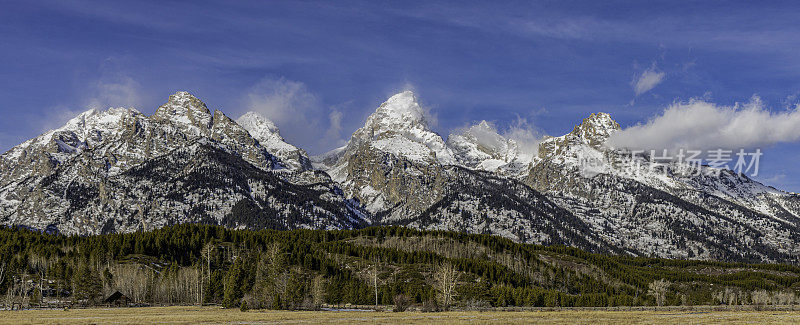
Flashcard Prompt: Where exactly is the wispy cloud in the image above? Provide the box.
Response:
[35,105,86,133]
[326,109,344,141]
[31,73,142,134]
[607,96,800,151]
[502,116,544,160]
[453,116,544,162]
[242,77,346,154]
[85,75,141,110]
[632,64,665,97]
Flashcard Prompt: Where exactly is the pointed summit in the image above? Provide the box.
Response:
[237,111,281,139]
[344,91,452,164]
[446,120,532,175]
[360,91,429,138]
[569,112,620,147]
[236,111,311,170]
[153,91,213,136]
[156,91,210,116]
[373,90,424,121]
[536,112,620,158]
[448,121,515,165]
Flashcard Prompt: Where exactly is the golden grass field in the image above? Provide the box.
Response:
[2,306,800,324]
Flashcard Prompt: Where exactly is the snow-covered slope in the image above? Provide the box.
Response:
[347,91,453,165]
[446,121,532,176]
[324,91,454,218]
[525,112,800,263]
[237,111,312,170]
[0,92,364,234]
[3,89,800,264]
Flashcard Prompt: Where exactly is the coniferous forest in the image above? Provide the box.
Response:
[2,224,800,311]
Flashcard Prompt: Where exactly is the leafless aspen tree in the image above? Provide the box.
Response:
[434,262,459,310]
[366,257,381,307]
[648,279,670,306]
[0,263,5,295]
[201,242,216,305]
[312,275,326,307]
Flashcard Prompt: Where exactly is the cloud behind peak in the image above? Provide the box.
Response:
[607,96,800,151]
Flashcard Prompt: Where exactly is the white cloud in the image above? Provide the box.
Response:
[502,116,544,160]
[456,121,508,151]
[244,77,345,153]
[33,75,143,134]
[326,109,344,142]
[86,75,142,110]
[36,106,87,132]
[451,116,543,163]
[607,96,800,151]
[632,64,665,96]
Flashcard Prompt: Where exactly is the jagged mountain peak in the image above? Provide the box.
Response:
[237,111,281,138]
[372,90,424,122]
[1,106,142,163]
[570,112,620,145]
[447,120,524,172]
[153,91,213,134]
[342,91,452,165]
[159,91,209,113]
[362,90,430,135]
[537,112,621,159]
[236,111,311,170]
[59,106,141,131]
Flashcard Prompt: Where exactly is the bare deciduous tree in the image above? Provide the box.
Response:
[366,257,381,307]
[433,262,459,310]
[648,279,670,307]
[0,262,5,292]
[259,242,289,309]
[311,275,326,307]
[112,264,153,303]
[201,242,216,305]
[751,289,771,306]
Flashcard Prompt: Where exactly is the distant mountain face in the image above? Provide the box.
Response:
[0,92,366,234]
[2,90,799,264]
[525,113,800,262]
[446,121,532,177]
[236,111,312,171]
[323,92,800,263]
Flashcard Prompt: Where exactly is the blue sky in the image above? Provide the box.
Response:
[2,1,800,190]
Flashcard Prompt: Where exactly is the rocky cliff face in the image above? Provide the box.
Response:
[236,111,312,171]
[446,121,532,176]
[326,91,452,221]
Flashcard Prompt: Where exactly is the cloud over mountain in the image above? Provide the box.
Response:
[243,77,346,154]
[607,96,800,151]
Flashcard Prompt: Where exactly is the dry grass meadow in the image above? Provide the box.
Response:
[2,306,800,324]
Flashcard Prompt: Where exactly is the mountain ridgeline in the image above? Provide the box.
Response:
[1,91,800,265]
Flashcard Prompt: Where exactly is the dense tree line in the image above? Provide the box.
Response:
[1,224,799,310]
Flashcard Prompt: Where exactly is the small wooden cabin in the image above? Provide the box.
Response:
[104,291,130,307]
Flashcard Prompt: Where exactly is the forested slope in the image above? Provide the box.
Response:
[1,224,799,310]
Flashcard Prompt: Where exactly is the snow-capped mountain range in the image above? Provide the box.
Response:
[2,91,799,264]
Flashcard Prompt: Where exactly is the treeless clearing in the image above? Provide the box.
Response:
[2,306,800,324]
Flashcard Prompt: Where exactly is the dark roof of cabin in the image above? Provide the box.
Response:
[104,291,128,303]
